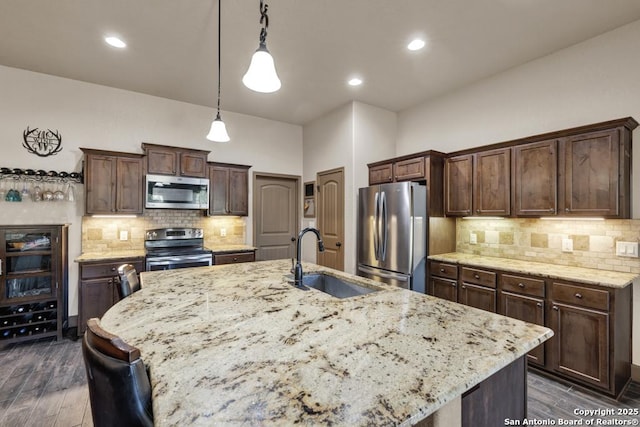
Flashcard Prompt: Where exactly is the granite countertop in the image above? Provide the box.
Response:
[207,243,257,254]
[100,260,552,426]
[75,249,146,263]
[428,253,638,289]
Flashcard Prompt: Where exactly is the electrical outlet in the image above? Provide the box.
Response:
[470,232,477,245]
[616,241,639,258]
[220,228,226,237]
[119,230,128,241]
[561,238,573,252]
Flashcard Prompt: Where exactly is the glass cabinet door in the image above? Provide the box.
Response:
[2,230,56,303]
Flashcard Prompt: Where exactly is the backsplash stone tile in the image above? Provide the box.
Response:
[457,218,640,274]
[81,210,246,252]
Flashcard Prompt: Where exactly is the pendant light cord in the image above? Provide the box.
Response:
[259,0,268,45]
[217,0,222,117]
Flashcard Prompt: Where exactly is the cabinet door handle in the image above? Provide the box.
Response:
[565,208,570,212]
[461,285,466,289]
[474,274,480,279]
[518,283,525,288]
[536,302,542,308]
[575,293,583,299]
[440,268,445,273]
[552,306,559,311]
[451,282,457,287]
[549,208,555,212]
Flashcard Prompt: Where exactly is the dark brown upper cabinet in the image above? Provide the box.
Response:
[142,143,210,178]
[514,139,558,216]
[81,148,144,215]
[209,163,250,216]
[559,128,628,218]
[444,154,473,216]
[368,151,445,216]
[474,148,511,216]
[445,148,510,217]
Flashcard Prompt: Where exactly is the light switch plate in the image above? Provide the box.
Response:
[616,241,639,257]
[561,238,573,252]
[220,228,227,237]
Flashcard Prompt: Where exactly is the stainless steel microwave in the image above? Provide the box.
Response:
[145,174,209,210]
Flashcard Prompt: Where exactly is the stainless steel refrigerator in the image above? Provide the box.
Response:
[357,182,427,293]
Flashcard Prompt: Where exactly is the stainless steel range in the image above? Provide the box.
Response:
[144,228,212,271]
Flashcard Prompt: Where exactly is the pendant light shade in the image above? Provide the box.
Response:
[243,43,281,93]
[207,0,230,142]
[243,1,280,93]
[206,112,230,142]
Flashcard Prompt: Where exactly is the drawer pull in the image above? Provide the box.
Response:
[536,302,542,308]
[461,285,466,289]
[575,293,583,299]
[451,283,457,287]
[552,306,559,311]
[518,283,525,288]
[111,267,116,271]
[440,268,445,273]
[474,274,480,279]
[233,257,238,262]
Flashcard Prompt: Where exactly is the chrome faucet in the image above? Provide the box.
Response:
[293,227,325,288]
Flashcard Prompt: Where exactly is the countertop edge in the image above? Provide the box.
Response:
[428,253,638,288]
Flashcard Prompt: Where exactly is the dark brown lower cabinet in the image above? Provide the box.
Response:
[78,258,144,336]
[461,356,526,427]
[213,251,256,265]
[458,283,496,312]
[549,302,609,390]
[429,277,458,302]
[500,291,545,366]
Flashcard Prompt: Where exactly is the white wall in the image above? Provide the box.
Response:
[302,101,396,273]
[396,19,640,367]
[0,65,302,319]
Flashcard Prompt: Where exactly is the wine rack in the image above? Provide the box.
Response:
[0,225,68,347]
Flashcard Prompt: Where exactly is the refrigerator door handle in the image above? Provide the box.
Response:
[358,265,409,282]
[373,191,380,260]
[380,191,388,262]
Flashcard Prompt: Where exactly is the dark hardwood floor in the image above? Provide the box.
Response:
[0,336,638,426]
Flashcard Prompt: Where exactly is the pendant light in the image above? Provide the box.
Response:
[242,0,281,93]
[206,0,230,142]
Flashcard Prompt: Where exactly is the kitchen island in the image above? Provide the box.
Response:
[100,260,553,426]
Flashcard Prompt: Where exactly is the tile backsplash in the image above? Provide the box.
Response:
[81,210,246,252]
[457,218,640,274]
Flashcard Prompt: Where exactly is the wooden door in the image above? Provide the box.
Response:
[253,174,298,261]
[458,283,496,312]
[444,155,473,216]
[85,154,117,214]
[549,303,610,390]
[474,148,511,216]
[316,168,344,271]
[500,291,545,365]
[429,277,458,302]
[116,157,143,214]
[79,279,116,334]
[514,139,558,216]
[560,129,620,217]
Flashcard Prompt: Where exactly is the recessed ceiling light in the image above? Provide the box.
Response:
[105,36,126,49]
[348,77,363,86]
[407,39,425,51]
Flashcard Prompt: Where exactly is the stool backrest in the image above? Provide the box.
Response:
[116,264,141,299]
[82,318,153,427]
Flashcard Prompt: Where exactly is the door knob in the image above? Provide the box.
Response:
[290,237,295,242]
[336,242,342,247]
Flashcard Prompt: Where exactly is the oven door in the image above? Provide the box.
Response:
[145,253,213,271]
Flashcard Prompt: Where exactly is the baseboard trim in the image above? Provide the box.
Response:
[632,363,640,382]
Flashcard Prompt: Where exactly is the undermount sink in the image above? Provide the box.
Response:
[302,273,379,299]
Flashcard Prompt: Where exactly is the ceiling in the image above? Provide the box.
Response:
[2,1,640,125]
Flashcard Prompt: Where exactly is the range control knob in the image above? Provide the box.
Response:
[194,229,203,238]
